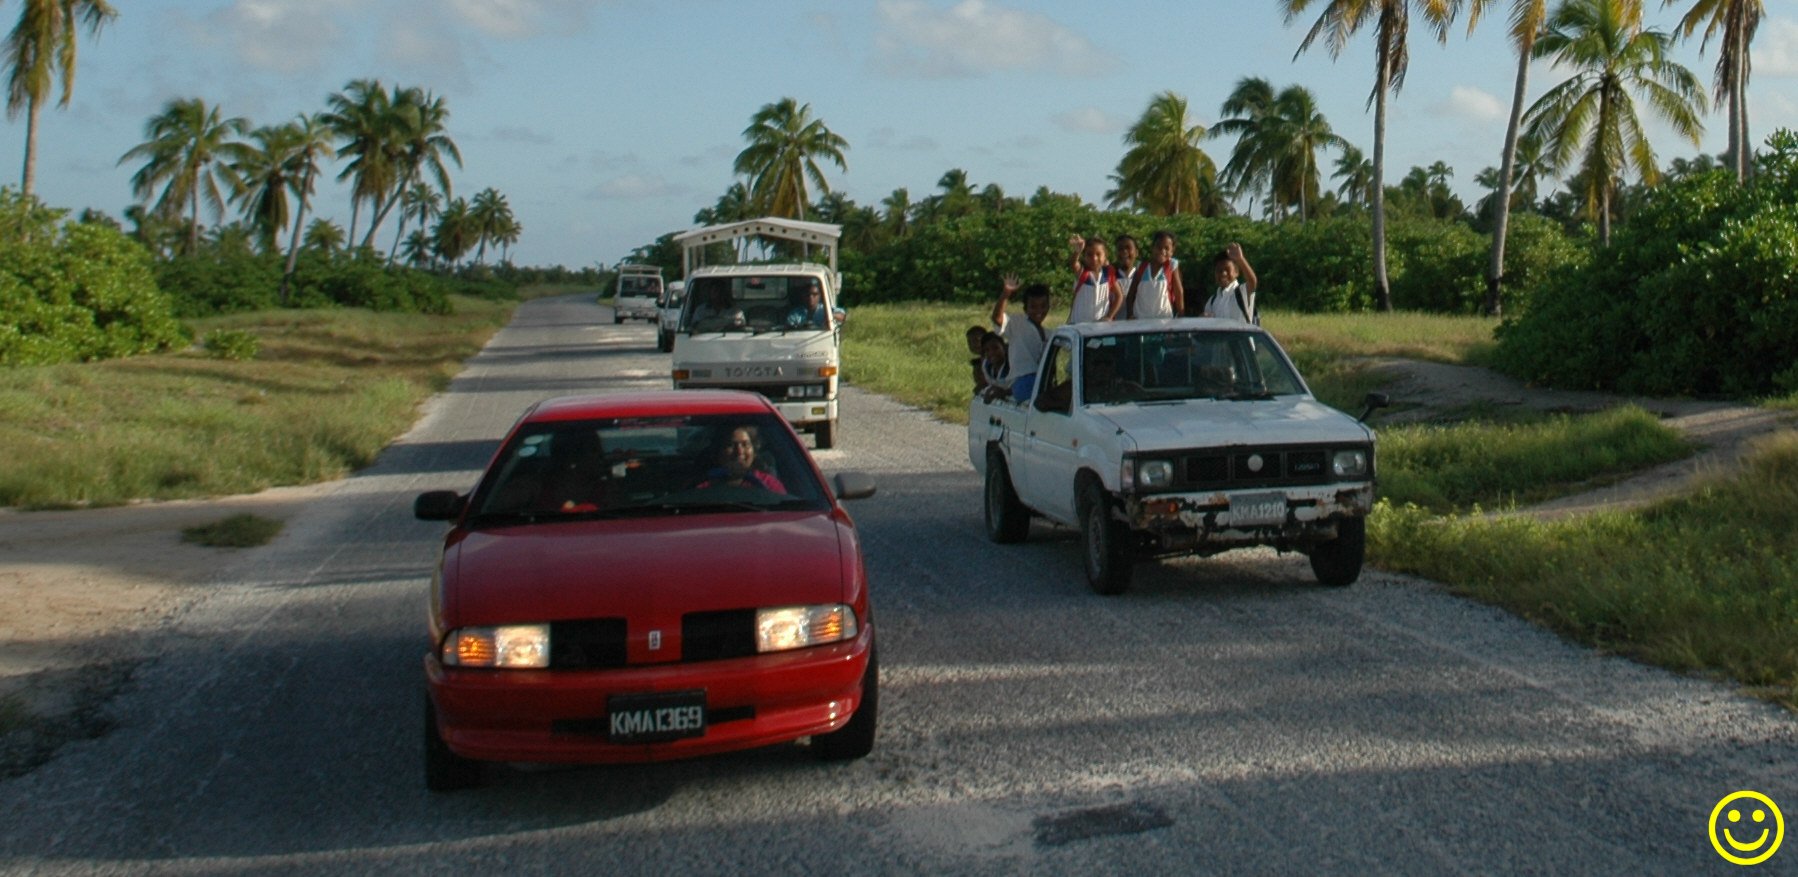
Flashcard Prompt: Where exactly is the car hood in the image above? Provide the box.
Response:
[1091,397,1373,451]
[442,511,847,626]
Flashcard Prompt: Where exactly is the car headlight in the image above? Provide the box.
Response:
[756,605,857,653]
[1332,449,1370,478]
[442,624,550,668]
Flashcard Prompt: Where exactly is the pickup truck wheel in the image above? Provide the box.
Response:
[984,452,1029,544]
[1309,517,1366,587]
[814,420,837,450]
[1079,483,1133,595]
[811,647,878,761]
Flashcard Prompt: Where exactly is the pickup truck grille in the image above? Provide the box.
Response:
[1177,446,1334,490]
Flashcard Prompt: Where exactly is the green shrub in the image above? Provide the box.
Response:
[0,189,184,365]
[201,328,260,361]
[155,250,282,316]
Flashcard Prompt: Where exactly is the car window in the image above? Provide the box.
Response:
[467,413,828,525]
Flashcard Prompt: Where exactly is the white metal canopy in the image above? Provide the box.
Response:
[674,217,842,276]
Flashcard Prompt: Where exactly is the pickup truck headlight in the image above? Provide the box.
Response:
[756,605,858,653]
[442,624,550,668]
[1137,459,1174,489]
[1332,449,1370,478]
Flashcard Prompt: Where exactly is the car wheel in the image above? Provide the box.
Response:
[657,329,672,352]
[613,310,624,324]
[814,420,837,450]
[1309,516,1366,587]
[984,450,1029,544]
[1079,481,1132,595]
[811,647,877,761]
[424,698,482,792]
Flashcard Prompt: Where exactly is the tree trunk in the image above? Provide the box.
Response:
[1598,183,1612,247]
[281,167,314,307]
[1371,43,1393,312]
[363,185,403,250]
[21,99,41,196]
[347,200,361,248]
[1486,41,1534,318]
[1735,28,1751,181]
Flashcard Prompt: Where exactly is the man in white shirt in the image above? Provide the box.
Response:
[1201,242,1259,324]
[989,274,1051,401]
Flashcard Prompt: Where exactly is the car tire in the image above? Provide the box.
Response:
[657,329,672,352]
[811,647,877,761]
[424,698,482,792]
[613,310,624,324]
[814,420,836,450]
[1309,516,1366,587]
[984,450,1029,544]
[1079,481,1133,595]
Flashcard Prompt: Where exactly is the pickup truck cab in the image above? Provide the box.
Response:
[969,318,1386,594]
[613,264,663,324]
[657,280,685,352]
[670,218,846,449]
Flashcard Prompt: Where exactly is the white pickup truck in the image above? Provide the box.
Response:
[969,318,1387,594]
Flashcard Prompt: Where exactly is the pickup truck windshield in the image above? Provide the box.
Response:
[1081,330,1306,404]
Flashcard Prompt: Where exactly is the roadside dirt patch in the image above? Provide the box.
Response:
[0,484,330,777]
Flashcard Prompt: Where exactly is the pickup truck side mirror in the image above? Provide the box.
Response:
[1358,392,1391,422]
[414,490,466,521]
[832,472,876,501]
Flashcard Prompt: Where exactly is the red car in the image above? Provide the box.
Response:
[414,391,877,790]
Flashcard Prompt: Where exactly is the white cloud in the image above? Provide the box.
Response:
[1435,86,1504,123]
[1757,19,1798,77]
[589,174,687,200]
[446,0,607,40]
[202,0,354,74]
[1053,107,1124,134]
[873,0,1114,78]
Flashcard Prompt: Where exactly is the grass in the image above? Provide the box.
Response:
[0,295,514,508]
[180,513,284,548]
[1370,431,1798,708]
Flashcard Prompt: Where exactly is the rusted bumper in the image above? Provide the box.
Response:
[1124,483,1375,552]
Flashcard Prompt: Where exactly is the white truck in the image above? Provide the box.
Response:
[669,218,846,448]
[612,264,663,324]
[655,280,686,352]
[969,318,1388,594]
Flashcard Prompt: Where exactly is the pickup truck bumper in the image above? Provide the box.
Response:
[1125,482,1375,553]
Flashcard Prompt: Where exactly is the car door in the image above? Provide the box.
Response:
[1020,338,1080,525]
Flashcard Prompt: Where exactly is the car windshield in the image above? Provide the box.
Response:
[466,413,828,526]
[619,274,660,296]
[1080,330,1307,405]
[683,274,825,334]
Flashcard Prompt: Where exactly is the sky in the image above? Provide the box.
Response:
[6,0,1797,269]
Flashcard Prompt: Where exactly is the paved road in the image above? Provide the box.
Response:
[4,294,1796,875]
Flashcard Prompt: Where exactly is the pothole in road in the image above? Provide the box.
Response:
[1032,800,1175,848]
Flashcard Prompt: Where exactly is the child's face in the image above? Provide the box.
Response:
[1082,243,1107,271]
[1151,238,1175,264]
[1117,240,1139,266]
[1214,260,1238,287]
[1023,295,1050,324]
[967,331,985,355]
[982,337,1006,364]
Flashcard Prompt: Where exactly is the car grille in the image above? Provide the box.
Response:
[549,619,628,669]
[682,609,758,662]
[1173,446,1337,491]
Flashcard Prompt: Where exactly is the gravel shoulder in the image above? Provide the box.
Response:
[0,356,1790,778]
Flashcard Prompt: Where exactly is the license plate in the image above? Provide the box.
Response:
[1229,491,1288,525]
[607,690,706,744]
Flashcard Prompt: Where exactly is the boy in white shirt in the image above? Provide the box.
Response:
[989,274,1051,401]
[1201,242,1259,324]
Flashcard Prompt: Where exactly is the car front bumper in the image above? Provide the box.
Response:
[426,625,873,764]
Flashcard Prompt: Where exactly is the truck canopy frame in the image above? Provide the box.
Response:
[674,217,841,277]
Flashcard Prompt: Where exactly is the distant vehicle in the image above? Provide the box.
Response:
[657,280,686,353]
[613,264,663,324]
[670,218,846,449]
[414,390,879,791]
[970,318,1387,594]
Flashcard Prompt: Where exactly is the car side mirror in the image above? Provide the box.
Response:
[1358,392,1391,422]
[414,490,466,521]
[832,472,876,501]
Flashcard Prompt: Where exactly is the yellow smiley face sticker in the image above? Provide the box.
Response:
[1710,791,1785,865]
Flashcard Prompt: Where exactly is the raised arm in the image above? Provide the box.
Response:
[1227,242,1257,295]
[992,273,1020,327]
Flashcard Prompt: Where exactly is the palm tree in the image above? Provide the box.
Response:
[468,187,510,264]
[732,97,848,220]
[1333,143,1376,206]
[1474,0,1562,314]
[1668,0,1762,182]
[492,213,521,264]
[361,86,460,249]
[1264,85,1348,220]
[880,187,911,237]
[118,96,251,255]
[433,196,476,268]
[1283,0,1458,310]
[1523,0,1706,245]
[323,78,397,245]
[1108,91,1219,216]
[5,0,116,195]
[303,217,345,253]
[400,228,433,268]
[230,122,305,254]
[1211,78,1279,211]
[278,113,334,305]
[389,181,441,263]
[694,181,751,225]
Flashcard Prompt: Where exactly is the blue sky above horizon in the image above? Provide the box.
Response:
[6,0,1796,269]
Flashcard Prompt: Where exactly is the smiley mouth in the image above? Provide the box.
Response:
[1725,828,1770,851]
